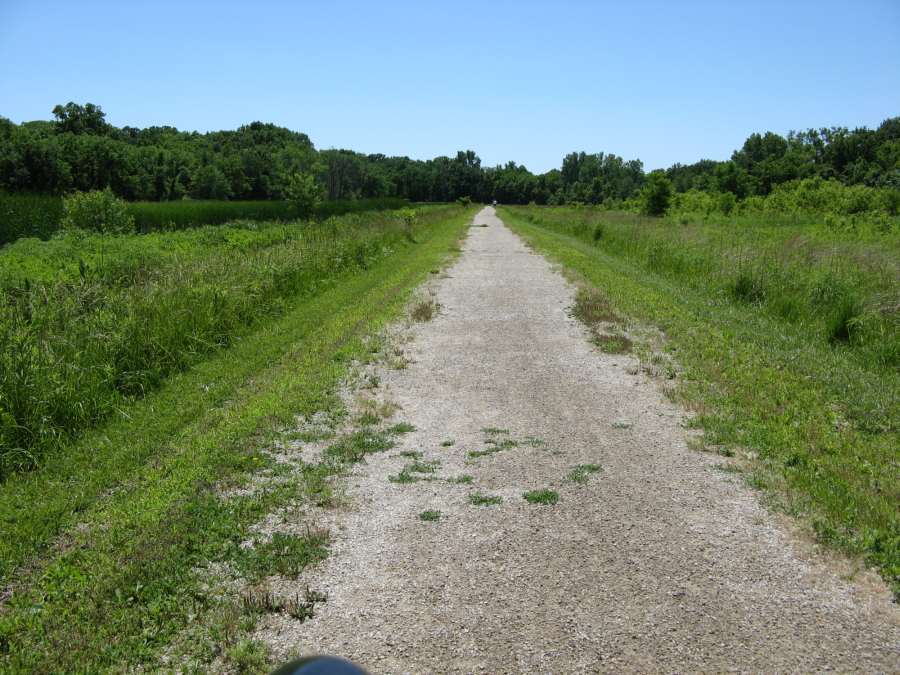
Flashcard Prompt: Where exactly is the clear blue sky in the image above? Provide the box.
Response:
[1,0,898,172]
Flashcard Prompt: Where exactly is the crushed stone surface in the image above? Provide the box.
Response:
[256,207,900,672]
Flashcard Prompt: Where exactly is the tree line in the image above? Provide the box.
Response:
[1,102,898,208]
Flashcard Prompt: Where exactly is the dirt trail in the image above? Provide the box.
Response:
[258,207,899,671]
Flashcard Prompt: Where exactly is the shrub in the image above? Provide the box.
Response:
[639,171,673,216]
[284,172,324,216]
[62,189,135,234]
[457,196,472,207]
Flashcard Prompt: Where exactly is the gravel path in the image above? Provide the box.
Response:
[258,207,899,672]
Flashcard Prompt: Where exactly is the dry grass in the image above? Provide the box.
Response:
[411,298,439,322]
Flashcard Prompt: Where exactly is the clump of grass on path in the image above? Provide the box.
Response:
[468,492,502,506]
[523,488,560,505]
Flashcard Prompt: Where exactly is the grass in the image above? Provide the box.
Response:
[468,492,502,506]
[388,422,416,434]
[237,531,330,581]
[523,488,560,505]
[411,298,439,321]
[567,464,602,483]
[419,510,442,522]
[440,439,455,446]
[501,204,900,597]
[450,474,474,484]
[0,204,476,671]
[0,192,407,242]
[0,207,457,477]
[389,459,439,483]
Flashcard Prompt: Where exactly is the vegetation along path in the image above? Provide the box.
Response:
[258,207,899,671]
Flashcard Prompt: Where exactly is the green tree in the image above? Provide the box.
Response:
[639,171,672,215]
[284,172,324,214]
[52,102,109,135]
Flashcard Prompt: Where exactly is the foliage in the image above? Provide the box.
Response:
[0,205,461,476]
[61,188,135,233]
[3,103,898,227]
[283,171,324,214]
[639,171,672,216]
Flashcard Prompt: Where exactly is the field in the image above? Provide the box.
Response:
[0,203,475,671]
[499,205,899,595]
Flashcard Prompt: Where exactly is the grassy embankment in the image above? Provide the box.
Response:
[500,205,899,598]
[0,204,475,671]
[0,192,406,244]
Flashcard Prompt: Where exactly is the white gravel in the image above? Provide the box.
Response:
[256,207,900,672]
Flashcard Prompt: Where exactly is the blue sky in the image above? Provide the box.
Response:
[1,0,898,172]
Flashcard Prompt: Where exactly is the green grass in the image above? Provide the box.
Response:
[0,204,475,671]
[419,510,442,522]
[468,492,502,507]
[501,204,900,597]
[567,464,602,483]
[237,531,330,581]
[0,206,455,476]
[0,192,407,242]
[523,488,559,505]
[0,191,64,244]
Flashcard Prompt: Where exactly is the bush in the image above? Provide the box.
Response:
[283,172,324,215]
[639,171,673,216]
[62,189,135,234]
[457,196,472,207]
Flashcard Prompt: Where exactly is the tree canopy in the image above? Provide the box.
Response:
[1,102,898,207]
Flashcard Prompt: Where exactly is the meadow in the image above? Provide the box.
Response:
[0,205,450,477]
[500,204,899,597]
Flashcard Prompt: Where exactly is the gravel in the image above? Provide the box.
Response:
[256,207,900,672]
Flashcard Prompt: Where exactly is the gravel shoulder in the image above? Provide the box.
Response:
[257,207,899,672]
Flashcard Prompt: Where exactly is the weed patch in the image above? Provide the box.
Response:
[523,488,560,505]
[237,530,330,581]
[468,493,502,506]
[567,464,601,483]
[419,510,441,522]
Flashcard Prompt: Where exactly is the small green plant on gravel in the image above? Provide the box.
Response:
[468,492,502,506]
[440,439,455,446]
[408,460,438,473]
[225,638,269,674]
[567,464,602,484]
[324,430,394,464]
[450,474,474,484]
[388,422,416,434]
[593,332,633,354]
[241,585,327,622]
[400,450,423,459]
[523,488,560,505]
[389,469,418,484]
[611,420,633,429]
[469,437,518,458]
[480,427,510,435]
[237,530,330,581]
[419,510,442,521]
[389,459,438,483]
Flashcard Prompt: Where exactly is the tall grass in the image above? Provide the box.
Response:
[0,192,64,245]
[513,207,900,376]
[0,194,407,244]
[0,206,451,476]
